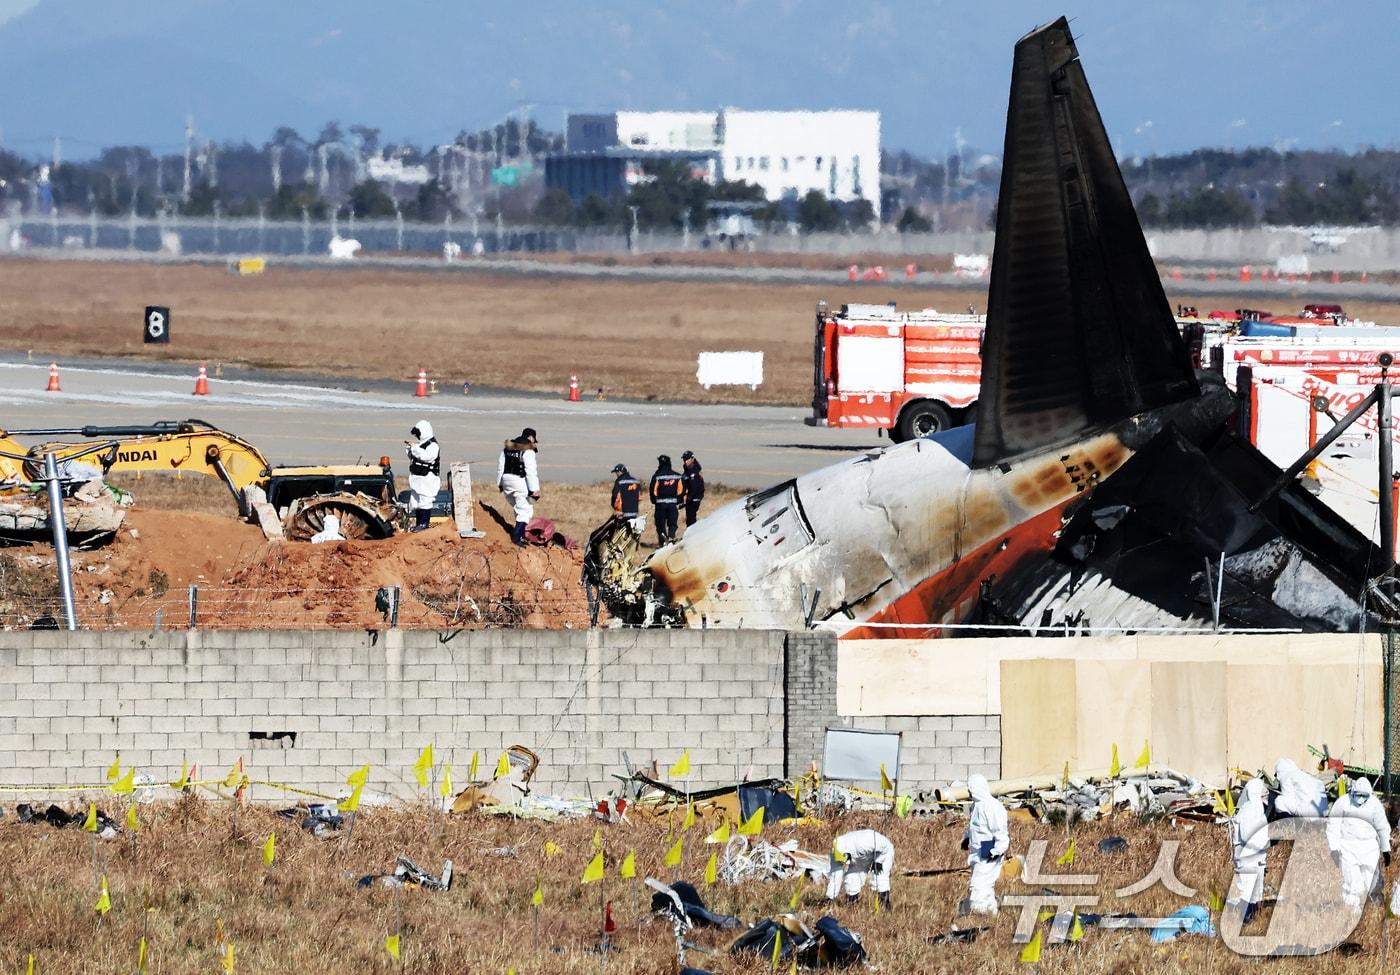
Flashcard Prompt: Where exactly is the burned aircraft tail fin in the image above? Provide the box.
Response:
[972,17,1199,469]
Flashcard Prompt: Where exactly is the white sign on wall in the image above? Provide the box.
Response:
[823,726,902,784]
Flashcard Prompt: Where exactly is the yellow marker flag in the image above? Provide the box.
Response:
[439,764,453,798]
[495,752,511,779]
[26,954,34,975]
[669,751,691,778]
[94,875,111,916]
[1338,776,1348,798]
[789,878,803,909]
[469,751,479,781]
[221,761,241,789]
[704,851,718,885]
[347,763,370,788]
[111,768,136,796]
[262,833,276,867]
[738,806,765,836]
[880,763,893,793]
[681,802,696,833]
[771,930,782,969]
[107,755,121,782]
[663,837,684,867]
[172,759,189,791]
[1109,744,1121,778]
[1061,761,1069,786]
[832,839,846,864]
[1056,839,1075,866]
[581,851,605,884]
[619,849,636,879]
[531,877,544,907]
[1069,912,1084,943]
[1225,785,1237,816]
[544,841,562,858]
[705,821,731,845]
[1019,929,1042,964]
[126,804,140,832]
[82,803,98,833]
[222,944,235,974]
[384,934,400,961]
[137,936,148,974]
[1134,740,1151,769]
[337,784,363,813]
[413,744,434,788]
[592,826,603,850]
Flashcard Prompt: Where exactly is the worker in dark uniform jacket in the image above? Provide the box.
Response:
[610,464,643,532]
[681,450,705,530]
[649,454,686,546]
[497,427,540,546]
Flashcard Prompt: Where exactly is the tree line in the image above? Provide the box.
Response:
[5,120,1400,230]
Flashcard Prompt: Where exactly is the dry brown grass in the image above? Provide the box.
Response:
[1,798,1389,974]
[0,258,973,407]
[2,259,1397,410]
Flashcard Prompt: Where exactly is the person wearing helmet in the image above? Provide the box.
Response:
[1326,776,1392,908]
[962,773,1009,914]
[404,420,441,533]
[610,464,643,533]
[497,428,541,547]
[824,828,895,910]
[649,454,686,547]
[1228,778,1270,923]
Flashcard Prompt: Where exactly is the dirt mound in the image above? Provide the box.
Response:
[52,502,589,630]
[224,517,589,629]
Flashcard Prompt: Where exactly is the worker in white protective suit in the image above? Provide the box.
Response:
[309,514,345,544]
[1326,776,1392,908]
[497,427,540,547]
[1273,758,1328,819]
[825,828,894,910]
[1228,778,1270,923]
[404,420,442,533]
[962,773,1010,914]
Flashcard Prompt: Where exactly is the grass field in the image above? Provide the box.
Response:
[2,257,1395,410]
[0,258,968,407]
[2,796,1388,974]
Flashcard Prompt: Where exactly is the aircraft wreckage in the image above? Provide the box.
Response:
[585,16,1384,637]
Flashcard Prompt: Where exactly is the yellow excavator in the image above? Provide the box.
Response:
[0,419,400,541]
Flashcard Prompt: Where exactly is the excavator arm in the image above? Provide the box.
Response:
[0,420,271,504]
[0,419,401,542]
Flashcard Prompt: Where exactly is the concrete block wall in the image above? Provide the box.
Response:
[0,628,789,799]
[851,715,1002,789]
[783,631,838,779]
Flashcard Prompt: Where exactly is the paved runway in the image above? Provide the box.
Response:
[0,356,879,489]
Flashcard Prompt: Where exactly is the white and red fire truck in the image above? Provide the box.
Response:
[808,302,985,441]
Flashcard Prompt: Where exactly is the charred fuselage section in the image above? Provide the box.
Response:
[584,17,1384,636]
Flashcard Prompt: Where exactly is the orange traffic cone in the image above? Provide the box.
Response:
[193,362,210,396]
[566,373,581,402]
[414,368,428,398]
[45,360,60,392]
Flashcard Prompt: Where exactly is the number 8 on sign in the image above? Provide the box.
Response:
[144,305,170,344]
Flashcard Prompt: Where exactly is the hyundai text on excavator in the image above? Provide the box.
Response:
[0,419,400,542]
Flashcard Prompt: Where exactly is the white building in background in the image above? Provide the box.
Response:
[559,108,881,219]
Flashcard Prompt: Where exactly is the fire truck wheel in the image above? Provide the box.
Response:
[896,401,953,441]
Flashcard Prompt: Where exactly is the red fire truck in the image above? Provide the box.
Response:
[808,302,985,441]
